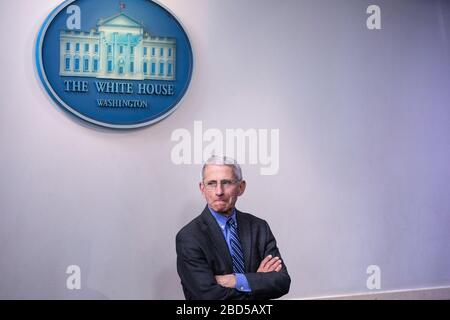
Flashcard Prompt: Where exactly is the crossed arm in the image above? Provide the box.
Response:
[215,255,283,288]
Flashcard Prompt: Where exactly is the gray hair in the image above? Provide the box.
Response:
[201,155,243,181]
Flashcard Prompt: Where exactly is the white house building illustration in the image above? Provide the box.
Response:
[59,12,176,80]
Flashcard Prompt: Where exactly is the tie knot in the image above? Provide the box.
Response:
[227,218,235,227]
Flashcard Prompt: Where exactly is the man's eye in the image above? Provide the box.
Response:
[207,182,217,186]
[222,180,231,185]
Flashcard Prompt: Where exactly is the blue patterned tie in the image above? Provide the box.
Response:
[227,218,245,274]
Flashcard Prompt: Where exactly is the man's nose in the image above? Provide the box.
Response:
[215,184,224,196]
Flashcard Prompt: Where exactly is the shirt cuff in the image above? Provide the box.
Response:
[235,273,252,292]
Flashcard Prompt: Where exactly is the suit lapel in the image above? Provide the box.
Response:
[200,206,233,272]
[236,210,252,272]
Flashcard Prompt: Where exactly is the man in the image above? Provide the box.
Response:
[176,155,291,300]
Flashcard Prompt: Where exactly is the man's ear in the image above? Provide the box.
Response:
[199,182,205,194]
[237,180,246,196]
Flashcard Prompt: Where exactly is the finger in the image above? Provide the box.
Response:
[215,275,224,284]
[259,255,273,269]
[267,259,282,271]
[267,258,282,271]
[265,256,280,270]
[275,264,282,272]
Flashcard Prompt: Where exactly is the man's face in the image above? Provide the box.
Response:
[200,165,246,216]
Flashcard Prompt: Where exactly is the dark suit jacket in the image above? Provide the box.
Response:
[176,206,291,300]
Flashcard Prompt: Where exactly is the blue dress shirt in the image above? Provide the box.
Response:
[208,207,252,292]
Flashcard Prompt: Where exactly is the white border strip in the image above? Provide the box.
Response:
[292,286,450,300]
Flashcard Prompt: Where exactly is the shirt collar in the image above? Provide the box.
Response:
[208,206,237,230]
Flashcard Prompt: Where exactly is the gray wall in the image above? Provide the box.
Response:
[0,0,449,299]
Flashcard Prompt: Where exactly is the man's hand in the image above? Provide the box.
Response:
[257,255,282,273]
[215,255,282,288]
[215,274,236,288]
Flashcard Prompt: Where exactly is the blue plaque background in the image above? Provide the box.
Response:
[36,0,193,128]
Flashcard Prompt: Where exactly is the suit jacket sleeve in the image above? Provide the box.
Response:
[244,220,291,299]
[176,232,250,300]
